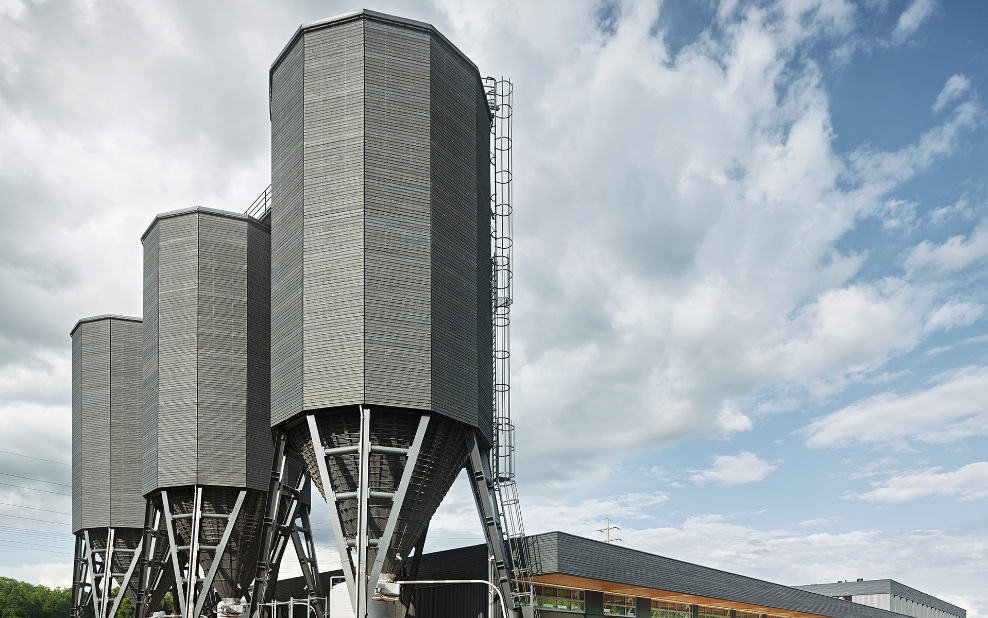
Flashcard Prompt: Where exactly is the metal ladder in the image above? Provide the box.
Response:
[485,76,542,612]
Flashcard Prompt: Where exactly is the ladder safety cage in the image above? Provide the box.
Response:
[485,75,542,613]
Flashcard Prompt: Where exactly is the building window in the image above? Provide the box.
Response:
[604,594,636,617]
[697,606,731,618]
[534,585,585,613]
[652,600,691,618]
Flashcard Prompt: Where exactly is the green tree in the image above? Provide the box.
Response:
[0,576,72,618]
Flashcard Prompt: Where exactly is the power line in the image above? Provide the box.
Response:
[0,511,70,525]
[0,541,67,555]
[0,501,71,515]
[0,450,70,466]
[0,480,71,496]
[0,524,71,539]
[0,471,71,487]
[0,537,70,552]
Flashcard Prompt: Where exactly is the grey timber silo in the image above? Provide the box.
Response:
[139,207,272,615]
[70,315,145,618]
[264,10,508,617]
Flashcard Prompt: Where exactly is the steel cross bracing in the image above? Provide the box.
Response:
[249,434,324,618]
[72,529,143,618]
[305,407,431,617]
[139,488,247,618]
[484,75,541,612]
[137,501,176,617]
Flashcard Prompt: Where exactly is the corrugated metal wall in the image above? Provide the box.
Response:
[71,316,144,532]
[141,209,271,493]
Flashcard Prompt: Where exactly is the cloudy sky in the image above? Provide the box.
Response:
[2,0,987,614]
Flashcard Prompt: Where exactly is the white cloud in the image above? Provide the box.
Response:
[892,0,936,45]
[907,220,988,273]
[856,462,988,503]
[924,301,983,333]
[804,366,988,448]
[690,452,776,486]
[0,562,73,588]
[934,75,972,113]
[615,516,986,612]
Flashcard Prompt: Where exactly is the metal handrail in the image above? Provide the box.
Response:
[246,185,272,220]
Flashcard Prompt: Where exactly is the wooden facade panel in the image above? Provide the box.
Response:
[143,209,270,492]
[246,221,273,490]
[301,22,366,410]
[154,214,199,488]
[73,320,111,530]
[197,213,249,487]
[108,318,145,528]
[142,224,160,495]
[271,37,306,427]
[364,20,433,409]
[430,37,484,431]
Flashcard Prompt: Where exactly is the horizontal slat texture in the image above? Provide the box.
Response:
[108,318,145,528]
[430,35,482,430]
[198,213,249,487]
[269,12,493,440]
[364,19,432,409]
[143,209,271,493]
[155,213,199,489]
[142,224,160,494]
[74,319,110,531]
[271,35,306,426]
[246,221,273,490]
[301,20,366,411]
[72,317,144,531]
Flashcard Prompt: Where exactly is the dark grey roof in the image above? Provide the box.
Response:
[140,205,268,241]
[793,581,964,617]
[532,531,919,618]
[69,314,141,336]
[270,9,479,76]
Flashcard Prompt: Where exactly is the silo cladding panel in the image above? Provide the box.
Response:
[269,12,493,441]
[141,207,272,495]
[71,316,145,533]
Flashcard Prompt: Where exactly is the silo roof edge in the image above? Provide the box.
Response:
[140,205,268,242]
[269,8,481,80]
[70,314,142,337]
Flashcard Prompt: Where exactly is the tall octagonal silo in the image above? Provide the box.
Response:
[137,207,278,617]
[261,10,517,618]
[71,315,146,618]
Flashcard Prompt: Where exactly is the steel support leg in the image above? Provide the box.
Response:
[466,433,518,615]
[251,435,324,618]
[72,534,91,618]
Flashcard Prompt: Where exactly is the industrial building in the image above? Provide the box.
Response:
[67,8,968,618]
[271,533,965,618]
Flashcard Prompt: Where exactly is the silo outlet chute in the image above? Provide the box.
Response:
[71,315,146,618]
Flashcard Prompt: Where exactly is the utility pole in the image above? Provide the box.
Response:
[598,518,622,544]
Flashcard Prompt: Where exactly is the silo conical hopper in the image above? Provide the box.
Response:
[263,10,499,617]
[138,207,274,617]
[71,315,146,618]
